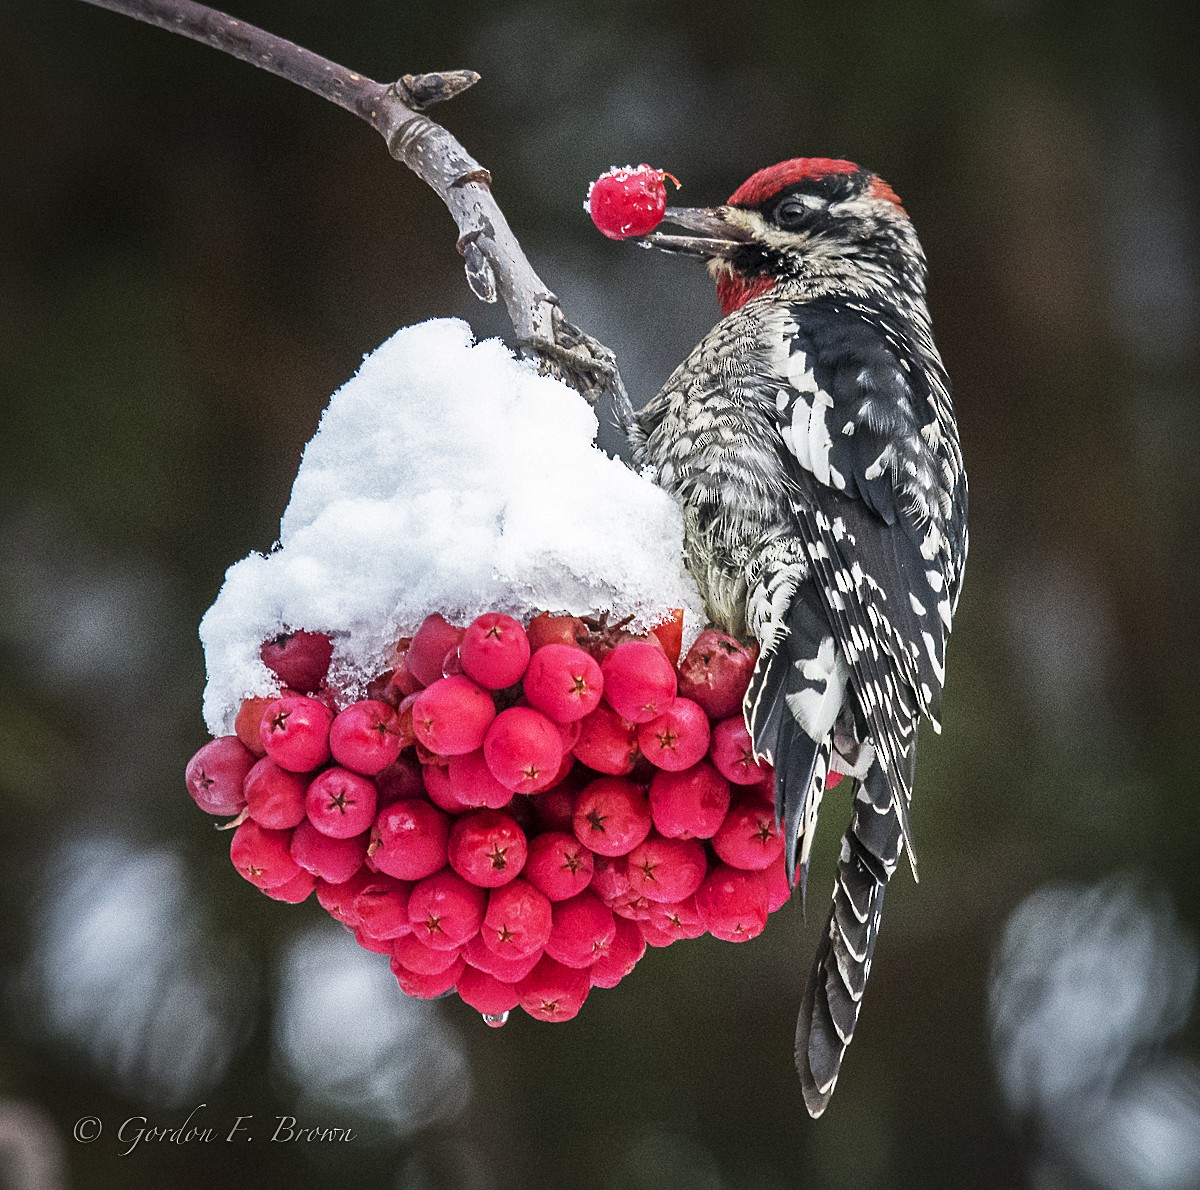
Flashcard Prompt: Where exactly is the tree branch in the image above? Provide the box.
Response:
[78,0,631,414]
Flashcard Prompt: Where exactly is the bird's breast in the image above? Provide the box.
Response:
[638,321,796,637]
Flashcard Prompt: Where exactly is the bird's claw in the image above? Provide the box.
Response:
[518,313,629,416]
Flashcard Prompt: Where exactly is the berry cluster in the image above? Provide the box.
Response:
[186,612,823,1026]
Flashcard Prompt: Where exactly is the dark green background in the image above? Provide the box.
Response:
[2,2,1198,1187]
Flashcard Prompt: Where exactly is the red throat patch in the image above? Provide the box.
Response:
[717,272,775,316]
[728,158,860,206]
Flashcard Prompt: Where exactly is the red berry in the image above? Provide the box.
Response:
[185,736,254,816]
[244,756,308,829]
[389,692,419,751]
[649,896,706,940]
[572,777,652,857]
[262,868,317,904]
[407,869,487,950]
[638,921,678,948]
[374,752,425,805]
[526,612,587,651]
[329,699,403,775]
[677,629,758,719]
[611,891,656,921]
[388,642,424,697]
[392,932,461,975]
[556,718,583,752]
[637,698,711,771]
[391,953,465,999]
[355,927,394,955]
[546,891,616,968]
[764,854,794,913]
[457,965,522,1015]
[260,629,333,694]
[601,640,677,724]
[517,955,590,1021]
[230,819,301,889]
[648,609,685,667]
[482,878,553,958]
[289,821,368,884]
[709,716,770,785]
[234,696,277,756]
[407,614,465,687]
[483,706,564,793]
[447,811,528,888]
[315,869,376,927]
[531,787,577,833]
[447,749,514,810]
[352,876,412,939]
[305,767,377,838]
[588,916,647,988]
[625,834,707,903]
[648,761,731,839]
[422,761,473,813]
[369,798,450,881]
[365,667,400,707]
[460,613,531,690]
[412,675,496,757]
[695,864,769,942]
[463,935,544,982]
[523,831,595,901]
[522,645,604,723]
[711,795,785,870]
[259,696,333,772]
[586,164,675,240]
[572,703,639,775]
[588,853,632,905]
[544,749,576,791]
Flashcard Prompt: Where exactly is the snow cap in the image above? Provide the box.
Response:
[200,319,705,734]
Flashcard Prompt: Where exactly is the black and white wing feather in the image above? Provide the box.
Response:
[766,297,966,867]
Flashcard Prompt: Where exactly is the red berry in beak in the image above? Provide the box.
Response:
[586,164,677,240]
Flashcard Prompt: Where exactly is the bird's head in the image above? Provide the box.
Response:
[641,158,926,316]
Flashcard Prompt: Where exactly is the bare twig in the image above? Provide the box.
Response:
[78,0,630,411]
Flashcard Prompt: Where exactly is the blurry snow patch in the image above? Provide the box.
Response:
[0,508,167,691]
[1002,555,1116,755]
[20,837,252,1106]
[201,319,705,734]
[989,874,1200,1189]
[273,925,471,1133]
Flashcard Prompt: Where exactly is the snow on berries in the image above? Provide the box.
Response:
[586,164,679,241]
[197,320,705,738]
[187,609,852,1027]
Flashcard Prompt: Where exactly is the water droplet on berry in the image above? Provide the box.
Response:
[482,1011,510,1028]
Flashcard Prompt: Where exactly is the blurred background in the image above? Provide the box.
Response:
[2,1,1199,1187]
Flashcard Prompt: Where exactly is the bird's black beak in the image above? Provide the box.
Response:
[638,206,752,259]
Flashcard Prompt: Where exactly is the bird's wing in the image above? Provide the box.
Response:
[764,298,965,864]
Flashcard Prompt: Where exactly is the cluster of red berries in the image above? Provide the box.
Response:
[186,610,825,1025]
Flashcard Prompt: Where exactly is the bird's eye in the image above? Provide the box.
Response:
[774,197,815,228]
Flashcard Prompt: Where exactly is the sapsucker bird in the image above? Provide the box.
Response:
[626,158,968,1116]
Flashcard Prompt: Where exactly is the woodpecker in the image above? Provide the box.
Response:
[626,158,968,1116]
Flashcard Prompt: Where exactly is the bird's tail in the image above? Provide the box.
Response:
[795,756,906,1117]
[743,588,848,901]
